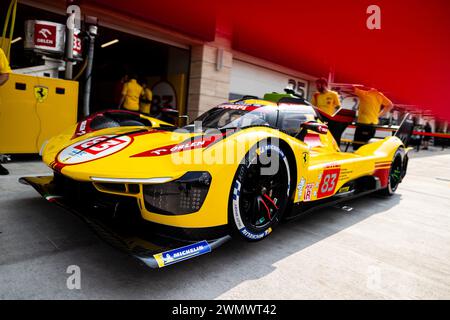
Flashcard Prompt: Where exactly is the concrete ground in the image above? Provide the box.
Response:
[0,147,449,299]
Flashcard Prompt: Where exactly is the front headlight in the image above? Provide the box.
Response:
[143,171,212,215]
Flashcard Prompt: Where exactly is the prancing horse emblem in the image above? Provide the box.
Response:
[34,86,49,103]
[302,152,308,166]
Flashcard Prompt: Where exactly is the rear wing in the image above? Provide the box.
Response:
[394,112,414,146]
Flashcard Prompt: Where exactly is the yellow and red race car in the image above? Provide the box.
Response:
[21,93,409,268]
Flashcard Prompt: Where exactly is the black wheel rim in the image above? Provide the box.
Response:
[239,152,289,229]
[390,157,402,191]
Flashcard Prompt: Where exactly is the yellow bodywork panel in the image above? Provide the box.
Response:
[38,98,404,229]
[0,73,78,153]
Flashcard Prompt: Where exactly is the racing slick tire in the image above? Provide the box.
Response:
[378,148,404,196]
[228,140,292,241]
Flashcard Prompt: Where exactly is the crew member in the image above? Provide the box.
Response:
[118,73,143,112]
[423,122,432,150]
[139,82,153,115]
[0,48,12,175]
[345,85,393,150]
[310,78,343,145]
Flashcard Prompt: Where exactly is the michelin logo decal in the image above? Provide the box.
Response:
[153,241,211,267]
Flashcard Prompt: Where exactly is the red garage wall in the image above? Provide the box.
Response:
[86,0,450,120]
[88,0,217,42]
[229,0,450,120]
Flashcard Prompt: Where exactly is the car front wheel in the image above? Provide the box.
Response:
[228,141,292,241]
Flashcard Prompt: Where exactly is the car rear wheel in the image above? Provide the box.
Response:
[228,141,292,241]
[379,149,403,196]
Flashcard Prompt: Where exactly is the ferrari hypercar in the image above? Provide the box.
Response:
[21,93,409,268]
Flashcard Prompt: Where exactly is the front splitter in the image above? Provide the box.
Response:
[19,175,231,268]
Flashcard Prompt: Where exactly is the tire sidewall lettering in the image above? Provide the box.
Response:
[231,142,290,240]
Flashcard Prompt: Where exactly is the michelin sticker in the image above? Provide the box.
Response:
[153,241,211,267]
[58,135,132,164]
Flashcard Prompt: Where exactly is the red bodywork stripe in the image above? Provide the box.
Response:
[374,168,390,188]
[131,133,225,158]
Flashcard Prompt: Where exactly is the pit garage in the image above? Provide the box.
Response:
[0,1,190,155]
[1,0,450,303]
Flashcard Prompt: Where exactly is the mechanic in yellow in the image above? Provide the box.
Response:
[118,72,143,111]
[139,82,153,115]
[344,85,394,150]
[310,78,343,144]
[0,48,12,175]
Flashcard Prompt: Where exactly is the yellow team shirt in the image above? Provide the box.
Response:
[311,90,340,116]
[139,87,153,114]
[355,88,393,125]
[121,79,143,111]
[0,48,12,74]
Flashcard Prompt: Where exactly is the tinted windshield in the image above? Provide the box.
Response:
[186,105,277,130]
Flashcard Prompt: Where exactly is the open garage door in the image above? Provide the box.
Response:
[91,26,190,117]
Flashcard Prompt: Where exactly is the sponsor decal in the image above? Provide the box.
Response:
[239,227,272,240]
[72,120,89,139]
[217,104,260,111]
[304,183,314,201]
[131,134,224,157]
[34,86,49,103]
[317,167,341,198]
[153,241,211,267]
[232,144,290,239]
[58,135,132,164]
[232,180,245,230]
[338,167,353,181]
[34,24,56,48]
[338,186,350,193]
[297,177,306,199]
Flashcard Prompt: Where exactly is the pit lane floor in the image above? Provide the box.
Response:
[1,147,450,299]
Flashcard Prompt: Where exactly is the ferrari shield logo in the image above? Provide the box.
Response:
[34,86,49,103]
[302,152,309,167]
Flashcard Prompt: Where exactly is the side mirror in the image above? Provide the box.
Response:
[301,121,328,134]
[297,121,328,141]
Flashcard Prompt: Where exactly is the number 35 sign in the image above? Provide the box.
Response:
[317,167,341,198]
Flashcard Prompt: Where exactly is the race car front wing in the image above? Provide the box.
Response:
[19,176,231,268]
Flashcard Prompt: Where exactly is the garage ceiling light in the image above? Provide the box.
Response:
[101,39,119,48]
[11,37,22,44]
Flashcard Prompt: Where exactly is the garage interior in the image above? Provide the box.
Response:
[3,2,190,116]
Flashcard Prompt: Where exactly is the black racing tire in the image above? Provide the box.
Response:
[228,140,292,241]
[378,148,404,196]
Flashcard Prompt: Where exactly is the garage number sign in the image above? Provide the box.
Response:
[152,81,178,111]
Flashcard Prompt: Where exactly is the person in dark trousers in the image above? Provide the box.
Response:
[341,85,393,150]
[423,122,432,150]
[0,48,12,175]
